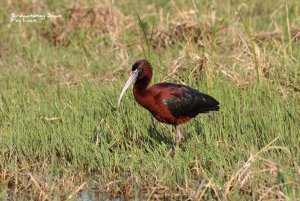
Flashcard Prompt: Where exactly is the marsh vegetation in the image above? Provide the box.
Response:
[0,0,299,200]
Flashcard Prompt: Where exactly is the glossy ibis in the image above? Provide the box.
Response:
[118,59,219,143]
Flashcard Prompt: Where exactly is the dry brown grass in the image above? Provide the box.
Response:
[256,26,300,43]
[151,11,210,50]
[37,2,300,91]
[44,3,131,45]
[6,0,47,13]
[0,156,79,200]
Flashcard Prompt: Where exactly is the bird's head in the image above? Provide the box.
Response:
[131,59,152,80]
[117,59,152,107]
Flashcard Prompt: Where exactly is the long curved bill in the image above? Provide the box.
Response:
[117,69,139,107]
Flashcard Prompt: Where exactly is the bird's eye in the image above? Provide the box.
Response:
[132,63,139,71]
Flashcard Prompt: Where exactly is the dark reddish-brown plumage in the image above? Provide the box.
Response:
[118,59,219,143]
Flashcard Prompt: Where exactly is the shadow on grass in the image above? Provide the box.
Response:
[146,118,207,150]
[147,119,175,149]
[194,120,205,138]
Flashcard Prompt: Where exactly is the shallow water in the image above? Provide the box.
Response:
[76,180,144,201]
[77,189,145,201]
[77,190,121,201]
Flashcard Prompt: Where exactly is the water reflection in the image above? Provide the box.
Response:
[77,180,144,201]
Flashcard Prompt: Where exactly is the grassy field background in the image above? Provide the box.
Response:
[0,0,299,200]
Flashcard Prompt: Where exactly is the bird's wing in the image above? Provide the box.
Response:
[156,83,219,118]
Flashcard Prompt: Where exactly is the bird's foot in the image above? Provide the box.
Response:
[176,136,182,146]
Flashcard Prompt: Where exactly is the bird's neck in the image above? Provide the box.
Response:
[133,68,152,97]
[133,77,151,109]
[132,72,153,110]
[133,77,151,94]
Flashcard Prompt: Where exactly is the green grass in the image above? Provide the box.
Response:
[0,0,299,200]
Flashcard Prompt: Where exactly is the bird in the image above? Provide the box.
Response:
[118,59,219,144]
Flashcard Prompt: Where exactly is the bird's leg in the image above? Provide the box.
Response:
[175,125,182,144]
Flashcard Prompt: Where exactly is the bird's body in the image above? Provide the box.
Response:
[118,59,219,143]
[133,82,219,125]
